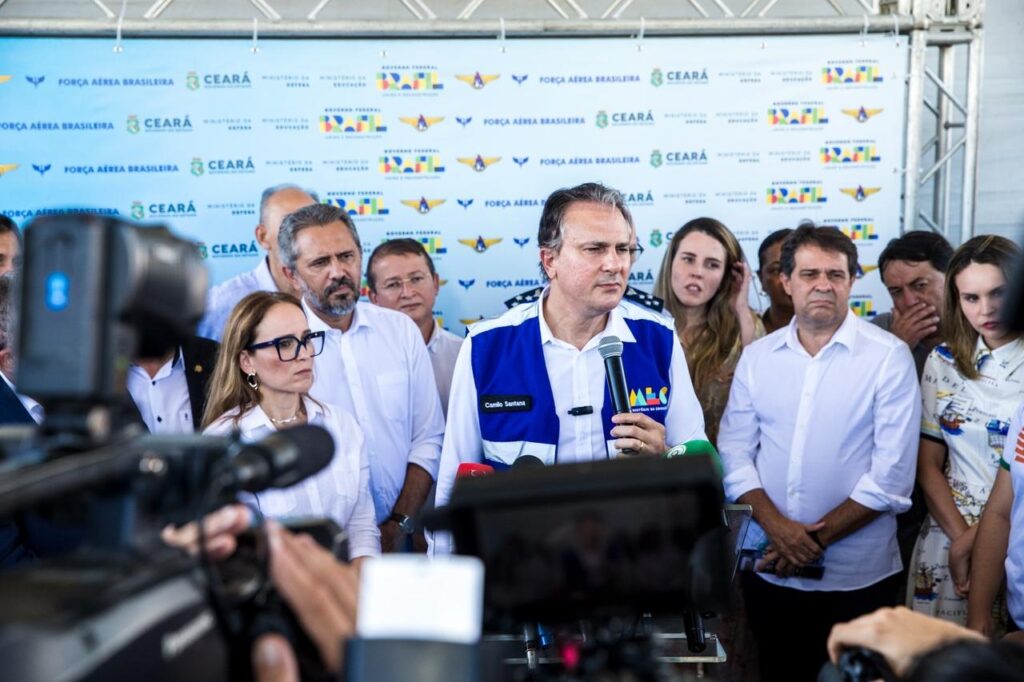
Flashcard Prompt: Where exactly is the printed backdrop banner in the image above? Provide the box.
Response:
[0,35,907,333]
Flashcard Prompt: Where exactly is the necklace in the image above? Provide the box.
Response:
[268,410,302,425]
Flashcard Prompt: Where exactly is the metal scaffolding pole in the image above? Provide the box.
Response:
[960,27,983,242]
[903,26,928,234]
[932,44,955,239]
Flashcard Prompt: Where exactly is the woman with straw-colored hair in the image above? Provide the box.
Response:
[653,217,764,446]
[203,290,380,563]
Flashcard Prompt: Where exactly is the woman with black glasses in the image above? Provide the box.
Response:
[202,290,380,563]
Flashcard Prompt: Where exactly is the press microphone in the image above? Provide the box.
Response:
[511,455,545,470]
[225,424,335,493]
[597,335,636,456]
[456,462,494,478]
[664,438,722,475]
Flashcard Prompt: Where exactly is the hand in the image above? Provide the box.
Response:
[827,606,983,676]
[759,549,800,578]
[267,521,359,673]
[889,302,940,348]
[161,504,253,561]
[253,633,300,682]
[730,261,752,318]
[379,521,403,553]
[610,412,668,457]
[949,524,978,596]
[761,514,825,566]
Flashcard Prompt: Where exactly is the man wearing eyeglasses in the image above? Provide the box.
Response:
[278,205,445,553]
[430,182,706,555]
[366,239,462,418]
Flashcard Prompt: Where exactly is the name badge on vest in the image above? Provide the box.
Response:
[479,395,533,413]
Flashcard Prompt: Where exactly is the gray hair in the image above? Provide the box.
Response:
[278,203,360,270]
[259,184,320,226]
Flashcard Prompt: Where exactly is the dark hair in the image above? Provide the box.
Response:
[0,215,21,247]
[779,223,858,278]
[757,228,793,275]
[878,230,954,279]
[277,203,360,270]
[943,235,1021,379]
[366,238,437,292]
[906,639,1024,682]
[537,183,635,280]
[0,273,14,351]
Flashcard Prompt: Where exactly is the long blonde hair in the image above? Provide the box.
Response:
[942,235,1021,380]
[202,291,311,429]
[653,218,747,395]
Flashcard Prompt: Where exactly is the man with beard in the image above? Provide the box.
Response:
[718,225,920,681]
[431,182,706,554]
[278,204,444,553]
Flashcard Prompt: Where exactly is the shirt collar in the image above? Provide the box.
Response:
[975,336,1024,373]
[774,309,857,356]
[426,319,442,350]
[302,298,368,336]
[254,257,278,292]
[129,347,185,378]
[236,396,325,433]
[537,288,637,351]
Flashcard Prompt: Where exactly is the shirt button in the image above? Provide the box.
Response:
[151,381,156,386]
[156,416,163,423]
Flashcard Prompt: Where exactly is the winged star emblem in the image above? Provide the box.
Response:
[842,107,883,123]
[457,155,500,172]
[459,237,502,253]
[401,197,445,214]
[456,72,499,89]
[399,115,444,131]
[840,186,881,202]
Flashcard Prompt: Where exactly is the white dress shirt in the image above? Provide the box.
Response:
[204,397,381,560]
[431,294,706,554]
[427,321,463,418]
[0,371,43,424]
[1002,403,1024,625]
[719,312,920,591]
[126,350,193,434]
[304,300,445,524]
[197,258,278,341]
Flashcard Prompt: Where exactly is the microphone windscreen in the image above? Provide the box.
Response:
[259,423,334,487]
[597,335,624,359]
[512,455,545,470]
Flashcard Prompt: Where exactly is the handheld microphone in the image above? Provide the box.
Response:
[664,438,722,476]
[226,424,335,493]
[511,455,545,470]
[597,335,636,456]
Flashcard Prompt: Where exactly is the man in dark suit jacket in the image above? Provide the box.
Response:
[126,336,219,433]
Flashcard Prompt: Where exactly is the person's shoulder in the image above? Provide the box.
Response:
[437,326,465,346]
[871,311,893,331]
[854,313,907,351]
[619,297,674,330]
[207,268,259,304]
[202,406,245,435]
[359,302,421,338]
[925,342,957,368]
[313,400,361,434]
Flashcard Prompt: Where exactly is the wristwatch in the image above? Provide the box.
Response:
[387,512,415,535]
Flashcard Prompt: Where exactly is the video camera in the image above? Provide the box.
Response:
[0,214,340,682]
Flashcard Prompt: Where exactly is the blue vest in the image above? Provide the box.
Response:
[471,309,674,469]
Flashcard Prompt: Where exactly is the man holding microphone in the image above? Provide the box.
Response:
[430,182,706,555]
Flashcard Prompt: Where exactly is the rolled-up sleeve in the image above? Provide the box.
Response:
[850,343,920,513]
[403,317,445,480]
[718,348,764,503]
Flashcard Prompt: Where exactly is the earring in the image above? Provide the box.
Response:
[246,372,259,390]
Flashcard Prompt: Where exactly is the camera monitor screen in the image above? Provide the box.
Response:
[446,456,728,624]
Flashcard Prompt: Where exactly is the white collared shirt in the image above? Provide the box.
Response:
[0,370,43,424]
[204,397,381,560]
[430,294,706,554]
[427,320,463,418]
[719,312,920,591]
[304,300,445,524]
[197,258,278,341]
[126,349,193,434]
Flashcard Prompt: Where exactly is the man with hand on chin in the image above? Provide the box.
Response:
[431,182,706,555]
[718,224,920,681]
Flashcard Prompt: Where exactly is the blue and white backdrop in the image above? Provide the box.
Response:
[0,34,907,333]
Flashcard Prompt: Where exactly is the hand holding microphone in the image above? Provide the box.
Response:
[599,336,667,457]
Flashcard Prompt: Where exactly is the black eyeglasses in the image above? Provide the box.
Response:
[246,331,326,362]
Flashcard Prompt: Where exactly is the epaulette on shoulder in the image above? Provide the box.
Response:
[623,286,664,313]
[504,286,544,309]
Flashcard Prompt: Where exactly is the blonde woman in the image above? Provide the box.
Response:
[203,290,380,563]
[653,218,764,446]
